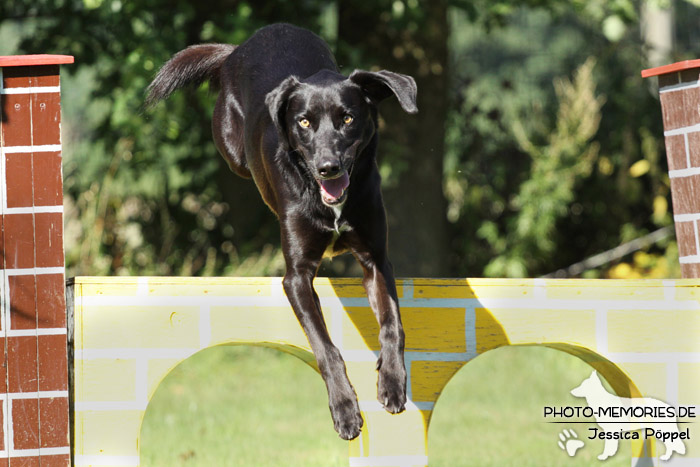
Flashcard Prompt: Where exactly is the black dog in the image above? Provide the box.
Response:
[147,23,417,440]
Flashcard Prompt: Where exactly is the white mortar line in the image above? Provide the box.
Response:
[1,86,61,95]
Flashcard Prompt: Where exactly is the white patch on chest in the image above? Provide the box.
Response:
[323,203,351,258]
[331,205,345,233]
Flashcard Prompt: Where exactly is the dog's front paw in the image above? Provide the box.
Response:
[330,394,363,440]
[377,354,407,414]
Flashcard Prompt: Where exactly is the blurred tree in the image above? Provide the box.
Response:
[443,2,684,278]
[337,0,451,277]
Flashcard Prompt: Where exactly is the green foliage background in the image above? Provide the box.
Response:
[2,0,698,279]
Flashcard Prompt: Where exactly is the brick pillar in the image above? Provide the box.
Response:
[0,55,73,465]
[643,60,700,278]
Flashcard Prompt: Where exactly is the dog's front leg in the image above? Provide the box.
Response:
[354,248,406,414]
[281,225,363,440]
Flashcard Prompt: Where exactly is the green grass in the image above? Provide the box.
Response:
[139,346,347,467]
[140,346,639,466]
[428,346,631,466]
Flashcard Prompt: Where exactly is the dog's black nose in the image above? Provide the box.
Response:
[317,160,341,179]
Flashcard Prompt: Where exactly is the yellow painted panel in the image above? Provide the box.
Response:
[608,310,700,353]
[413,278,534,300]
[482,308,596,347]
[616,363,668,400]
[73,276,275,297]
[413,280,478,299]
[73,304,84,350]
[78,281,140,297]
[673,282,700,301]
[363,410,428,457]
[343,307,466,352]
[343,307,379,350]
[209,306,309,350]
[75,410,143,456]
[678,363,700,407]
[147,358,184,400]
[75,359,136,402]
[545,280,666,300]
[349,437,360,458]
[81,306,200,349]
[347,361,380,403]
[144,282,271,297]
[410,360,464,402]
[315,278,379,298]
[475,308,510,354]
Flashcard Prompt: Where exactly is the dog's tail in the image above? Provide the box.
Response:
[145,43,236,107]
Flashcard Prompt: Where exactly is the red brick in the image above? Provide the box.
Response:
[0,216,4,268]
[658,73,680,89]
[31,93,61,146]
[1,67,31,88]
[36,274,66,329]
[38,335,67,392]
[680,68,700,84]
[1,94,32,147]
[36,455,69,467]
[28,65,60,87]
[675,221,698,257]
[5,154,33,208]
[1,66,58,88]
[660,87,700,131]
[32,152,63,207]
[0,399,4,452]
[669,175,700,215]
[8,336,38,393]
[664,133,687,171]
[8,275,36,330]
[688,132,700,168]
[9,456,39,467]
[39,397,69,448]
[682,262,700,278]
[12,398,40,450]
[3,214,35,270]
[0,459,8,467]
[0,338,7,394]
[34,213,63,268]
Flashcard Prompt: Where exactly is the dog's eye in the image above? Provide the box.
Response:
[343,115,354,125]
[298,118,311,128]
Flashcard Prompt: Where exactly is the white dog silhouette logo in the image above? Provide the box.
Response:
[570,370,686,461]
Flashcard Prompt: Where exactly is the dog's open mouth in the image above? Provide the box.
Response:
[318,171,350,205]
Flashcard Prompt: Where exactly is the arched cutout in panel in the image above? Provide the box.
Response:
[428,345,643,466]
[139,345,346,466]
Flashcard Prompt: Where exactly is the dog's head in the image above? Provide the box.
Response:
[265,69,417,206]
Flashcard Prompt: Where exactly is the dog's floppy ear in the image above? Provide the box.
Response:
[349,70,418,114]
[265,76,300,147]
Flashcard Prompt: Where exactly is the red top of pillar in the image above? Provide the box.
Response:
[0,55,74,67]
[642,59,700,78]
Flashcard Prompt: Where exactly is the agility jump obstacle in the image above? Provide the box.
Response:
[1,56,700,466]
[69,276,700,467]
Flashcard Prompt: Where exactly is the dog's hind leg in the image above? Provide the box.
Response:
[213,93,250,178]
[280,224,363,440]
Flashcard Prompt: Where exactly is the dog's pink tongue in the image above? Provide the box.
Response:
[320,172,350,200]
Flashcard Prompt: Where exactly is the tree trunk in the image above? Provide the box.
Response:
[337,0,451,276]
